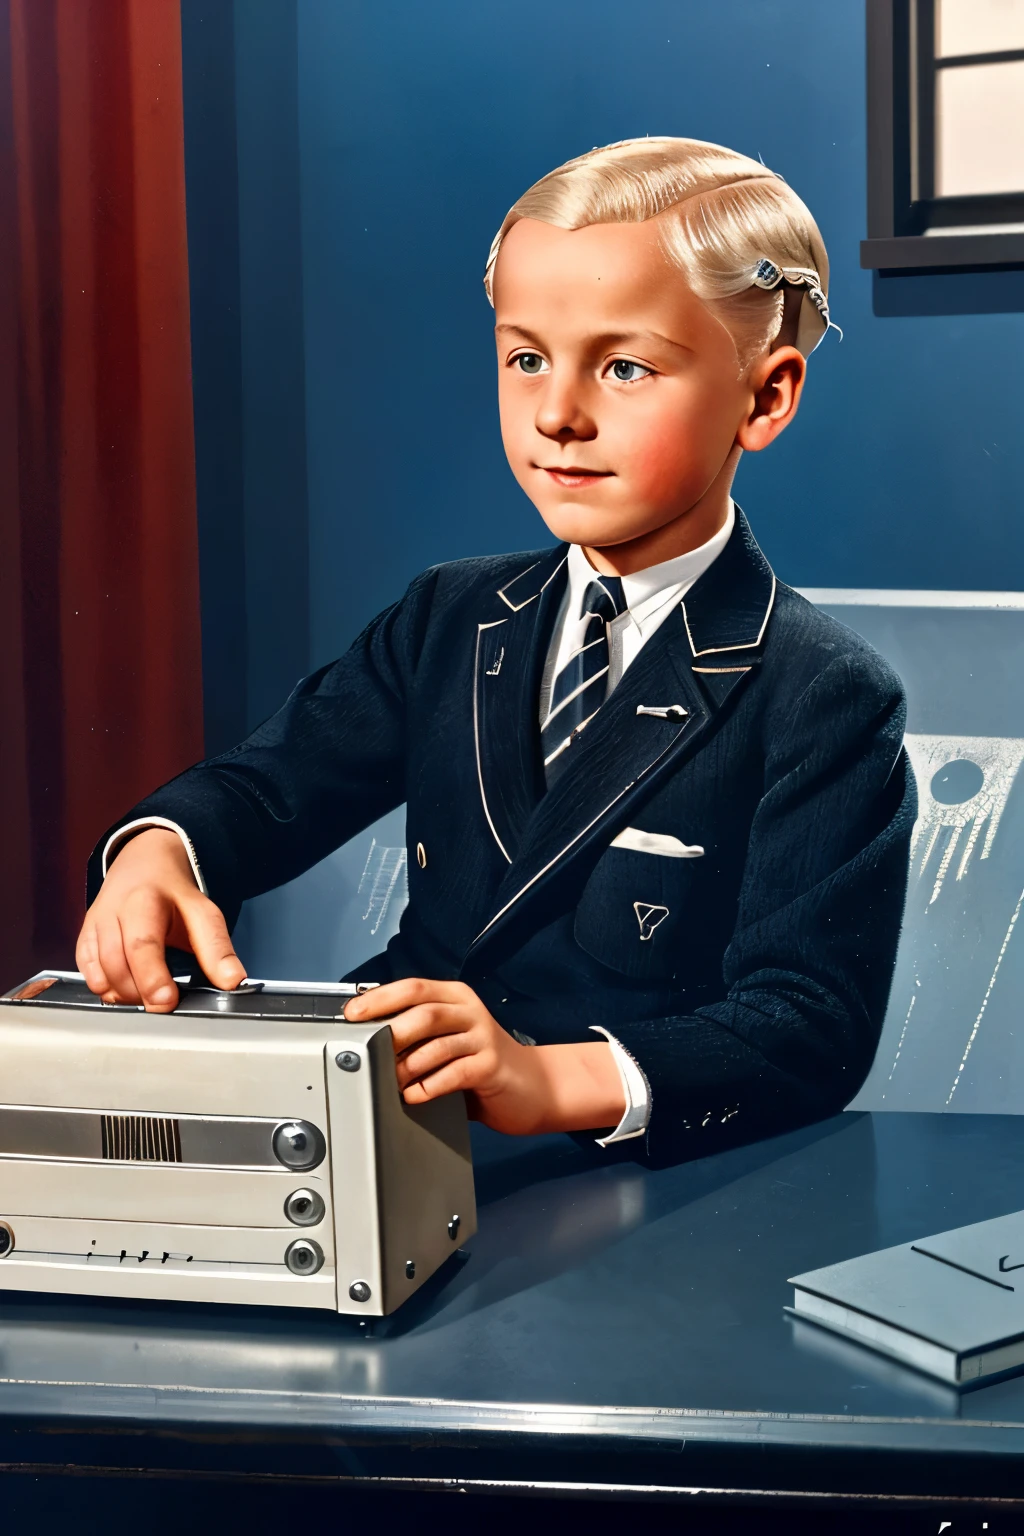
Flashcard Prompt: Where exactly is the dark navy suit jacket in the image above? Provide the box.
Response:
[89,512,916,1164]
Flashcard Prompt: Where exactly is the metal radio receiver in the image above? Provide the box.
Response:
[0,973,476,1315]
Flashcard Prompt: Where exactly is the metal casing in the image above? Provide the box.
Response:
[0,975,476,1315]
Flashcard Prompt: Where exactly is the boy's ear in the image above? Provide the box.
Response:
[736,345,806,454]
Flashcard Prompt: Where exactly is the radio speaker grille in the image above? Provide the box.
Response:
[101,1114,182,1163]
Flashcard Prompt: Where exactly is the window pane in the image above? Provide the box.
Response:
[936,59,1024,195]
[936,0,1024,57]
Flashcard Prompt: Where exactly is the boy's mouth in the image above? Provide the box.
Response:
[541,466,613,488]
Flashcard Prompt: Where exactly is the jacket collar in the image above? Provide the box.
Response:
[495,546,568,613]
[490,504,774,651]
[464,510,775,970]
[680,504,776,662]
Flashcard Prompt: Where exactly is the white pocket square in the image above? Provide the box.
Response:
[610,826,704,858]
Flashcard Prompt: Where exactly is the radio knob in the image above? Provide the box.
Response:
[284,1238,324,1276]
[272,1120,326,1171]
[284,1188,325,1227]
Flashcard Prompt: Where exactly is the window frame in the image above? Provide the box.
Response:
[862,0,1024,271]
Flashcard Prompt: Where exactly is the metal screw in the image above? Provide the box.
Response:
[447,1215,460,1240]
[0,1224,12,1258]
[272,1120,326,1171]
[284,1238,324,1275]
[349,1279,371,1303]
[284,1188,325,1227]
[405,1260,416,1279]
[335,1050,361,1072]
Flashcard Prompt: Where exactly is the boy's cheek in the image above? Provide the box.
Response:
[497,401,533,474]
[616,428,708,509]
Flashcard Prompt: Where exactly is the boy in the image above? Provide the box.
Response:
[78,138,915,1164]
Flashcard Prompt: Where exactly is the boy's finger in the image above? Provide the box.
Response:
[401,1058,475,1105]
[121,913,180,1012]
[395,1030,470,1089]
[344,976,467,1020]
[95,919,144,1004]
[182,895,246,991]
[76,922,111,997]
[386,1002,466,1054]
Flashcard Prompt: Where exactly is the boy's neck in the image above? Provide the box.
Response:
[581,477,734,578]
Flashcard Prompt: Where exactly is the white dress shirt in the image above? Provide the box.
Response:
[103,502,736,1150]
[541,501,736,715]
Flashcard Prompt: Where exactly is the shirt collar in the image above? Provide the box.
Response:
[566,500,736,624]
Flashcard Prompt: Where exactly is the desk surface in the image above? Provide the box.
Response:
[3,1111,1024,1508]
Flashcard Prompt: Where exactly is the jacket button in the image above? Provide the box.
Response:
[416,842,427,869]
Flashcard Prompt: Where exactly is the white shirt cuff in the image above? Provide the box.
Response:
[590,1026,651,1146]
[101,817,208,897]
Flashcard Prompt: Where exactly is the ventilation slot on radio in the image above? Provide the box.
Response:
[100,1114,182,1163]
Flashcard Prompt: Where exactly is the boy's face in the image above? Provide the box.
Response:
[493,217,800,570]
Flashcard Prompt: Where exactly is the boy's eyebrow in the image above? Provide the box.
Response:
[495,323,693,356]
[494,324,549,346]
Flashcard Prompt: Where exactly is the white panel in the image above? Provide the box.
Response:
[0,1252,337,1309]
[4,1213,333,1266]
[936,60,1024,196]
[0,1158,329,1226]
[0,1005,333,1118]
[325,1033,385,1315]
[937,0,1024,57]
[798,589,1024,608]
[924,220,1024,233]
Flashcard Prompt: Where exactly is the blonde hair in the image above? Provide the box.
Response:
[484,137,831,367]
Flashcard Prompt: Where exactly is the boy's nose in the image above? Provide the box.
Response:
[534,377,596,441]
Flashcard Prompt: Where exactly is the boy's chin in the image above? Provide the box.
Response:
[533,505,650,552]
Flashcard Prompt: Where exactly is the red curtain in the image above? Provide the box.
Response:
[0,0,204,986]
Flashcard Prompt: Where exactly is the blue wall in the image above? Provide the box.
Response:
[182,0,311,745]
[185,0,1024,706]
[290,0,1024,674]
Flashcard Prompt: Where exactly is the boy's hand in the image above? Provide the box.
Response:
[76,829,246,1012]
[343,978,625,1137]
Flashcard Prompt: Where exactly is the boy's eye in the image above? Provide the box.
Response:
[515,353,547,375]
[609,360,651,383]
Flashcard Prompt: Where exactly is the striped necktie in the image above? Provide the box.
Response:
[542,575,626,784]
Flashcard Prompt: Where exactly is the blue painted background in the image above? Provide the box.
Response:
[185,0,1024,718]
[180,0,1024,986]
[293,0,1023,673]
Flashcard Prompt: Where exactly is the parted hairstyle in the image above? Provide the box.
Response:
[484,136,832,368]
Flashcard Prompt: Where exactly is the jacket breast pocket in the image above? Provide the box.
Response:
[573,843,705,983]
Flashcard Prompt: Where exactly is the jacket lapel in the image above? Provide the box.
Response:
[681,504,777,696]
[462,508,775,969]
[473,546,568,864]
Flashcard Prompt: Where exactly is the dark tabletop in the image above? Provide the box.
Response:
[3,1110,1024,1507]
